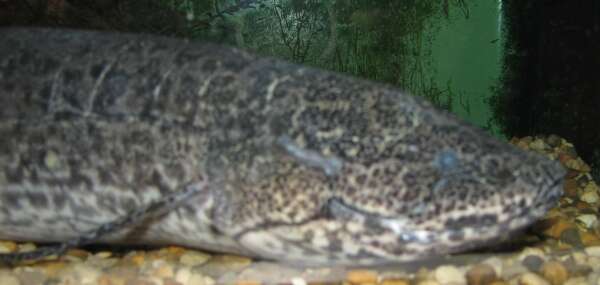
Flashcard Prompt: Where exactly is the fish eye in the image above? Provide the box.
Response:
[434,150,459,173]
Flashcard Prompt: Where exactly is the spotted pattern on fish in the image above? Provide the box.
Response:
[0,28,565,265]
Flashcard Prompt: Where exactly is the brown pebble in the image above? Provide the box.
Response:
[540,261,569,285]
[574,201,593,210]
[563,179,579,198]
[466,263,497,285]
[519,272,550,285]
[543,219,576,239]
[580,231,600,246]
[65,248,91,259]
[564,169,579,179]
[346,269,378,284]
[128,253,147,267]
[166,246,187,256]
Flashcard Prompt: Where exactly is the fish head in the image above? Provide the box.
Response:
[209,76,565,265]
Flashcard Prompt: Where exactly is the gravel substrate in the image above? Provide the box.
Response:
[1,135,599,285]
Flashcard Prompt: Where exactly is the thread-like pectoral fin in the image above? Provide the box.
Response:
[0,180,210,265]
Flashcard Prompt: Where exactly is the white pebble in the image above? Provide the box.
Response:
[434,265,465,284]
[585,246,600,257]
[576,214,598,228]
[188,273,214,285]
[581,190,599,204]
[175,267,192,284]
[291,277,307,285]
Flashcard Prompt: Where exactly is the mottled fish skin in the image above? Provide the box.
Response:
[0,28,565,265]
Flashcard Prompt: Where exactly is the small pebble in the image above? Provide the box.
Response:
[580,231,600,246]
[17,243,36,252]
[545,134,560,146]
[519,248,547,261]
[583,181,600,194]
[189,273,215,285]
[576,214,598,229]
[519,272,550,285]
[236,280,261,285]
[434,265,465,284]
[585,246,600,257]
[560,228,583,248]
[563,179,579,198]
[540,261,569,285]
[65,248,91,259]
[570,251,588,265]
[381,278,411,285]
[179,251,211,267]
[95,251,113,259]
[522,255,544,272]
[565,157,591,172]
[346,269,378,284]
[175,267,193,284]
[68,263,102,284]
[127,252,147,266]
[124,277,159,285]
[544,218,576,239]
[163,278,183,285]
[529,139,549,151]
[151,262,175,279]
[482,257,504,277]
[415,280,441,285]
[580,190,599,204]
[501,262,529,280]
[563,277,589,285]
[0,241,17,253]
[41,261,68,278]
[588,257,600,270]
[291,277,307,285]
[466,263,497,285]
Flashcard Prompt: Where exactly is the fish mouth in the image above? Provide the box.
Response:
[326,172,564,253]
[325,197,438,243]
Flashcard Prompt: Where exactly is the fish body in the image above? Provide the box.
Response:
[0,28,565,265]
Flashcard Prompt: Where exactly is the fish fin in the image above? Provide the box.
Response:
[0,181,208,265]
